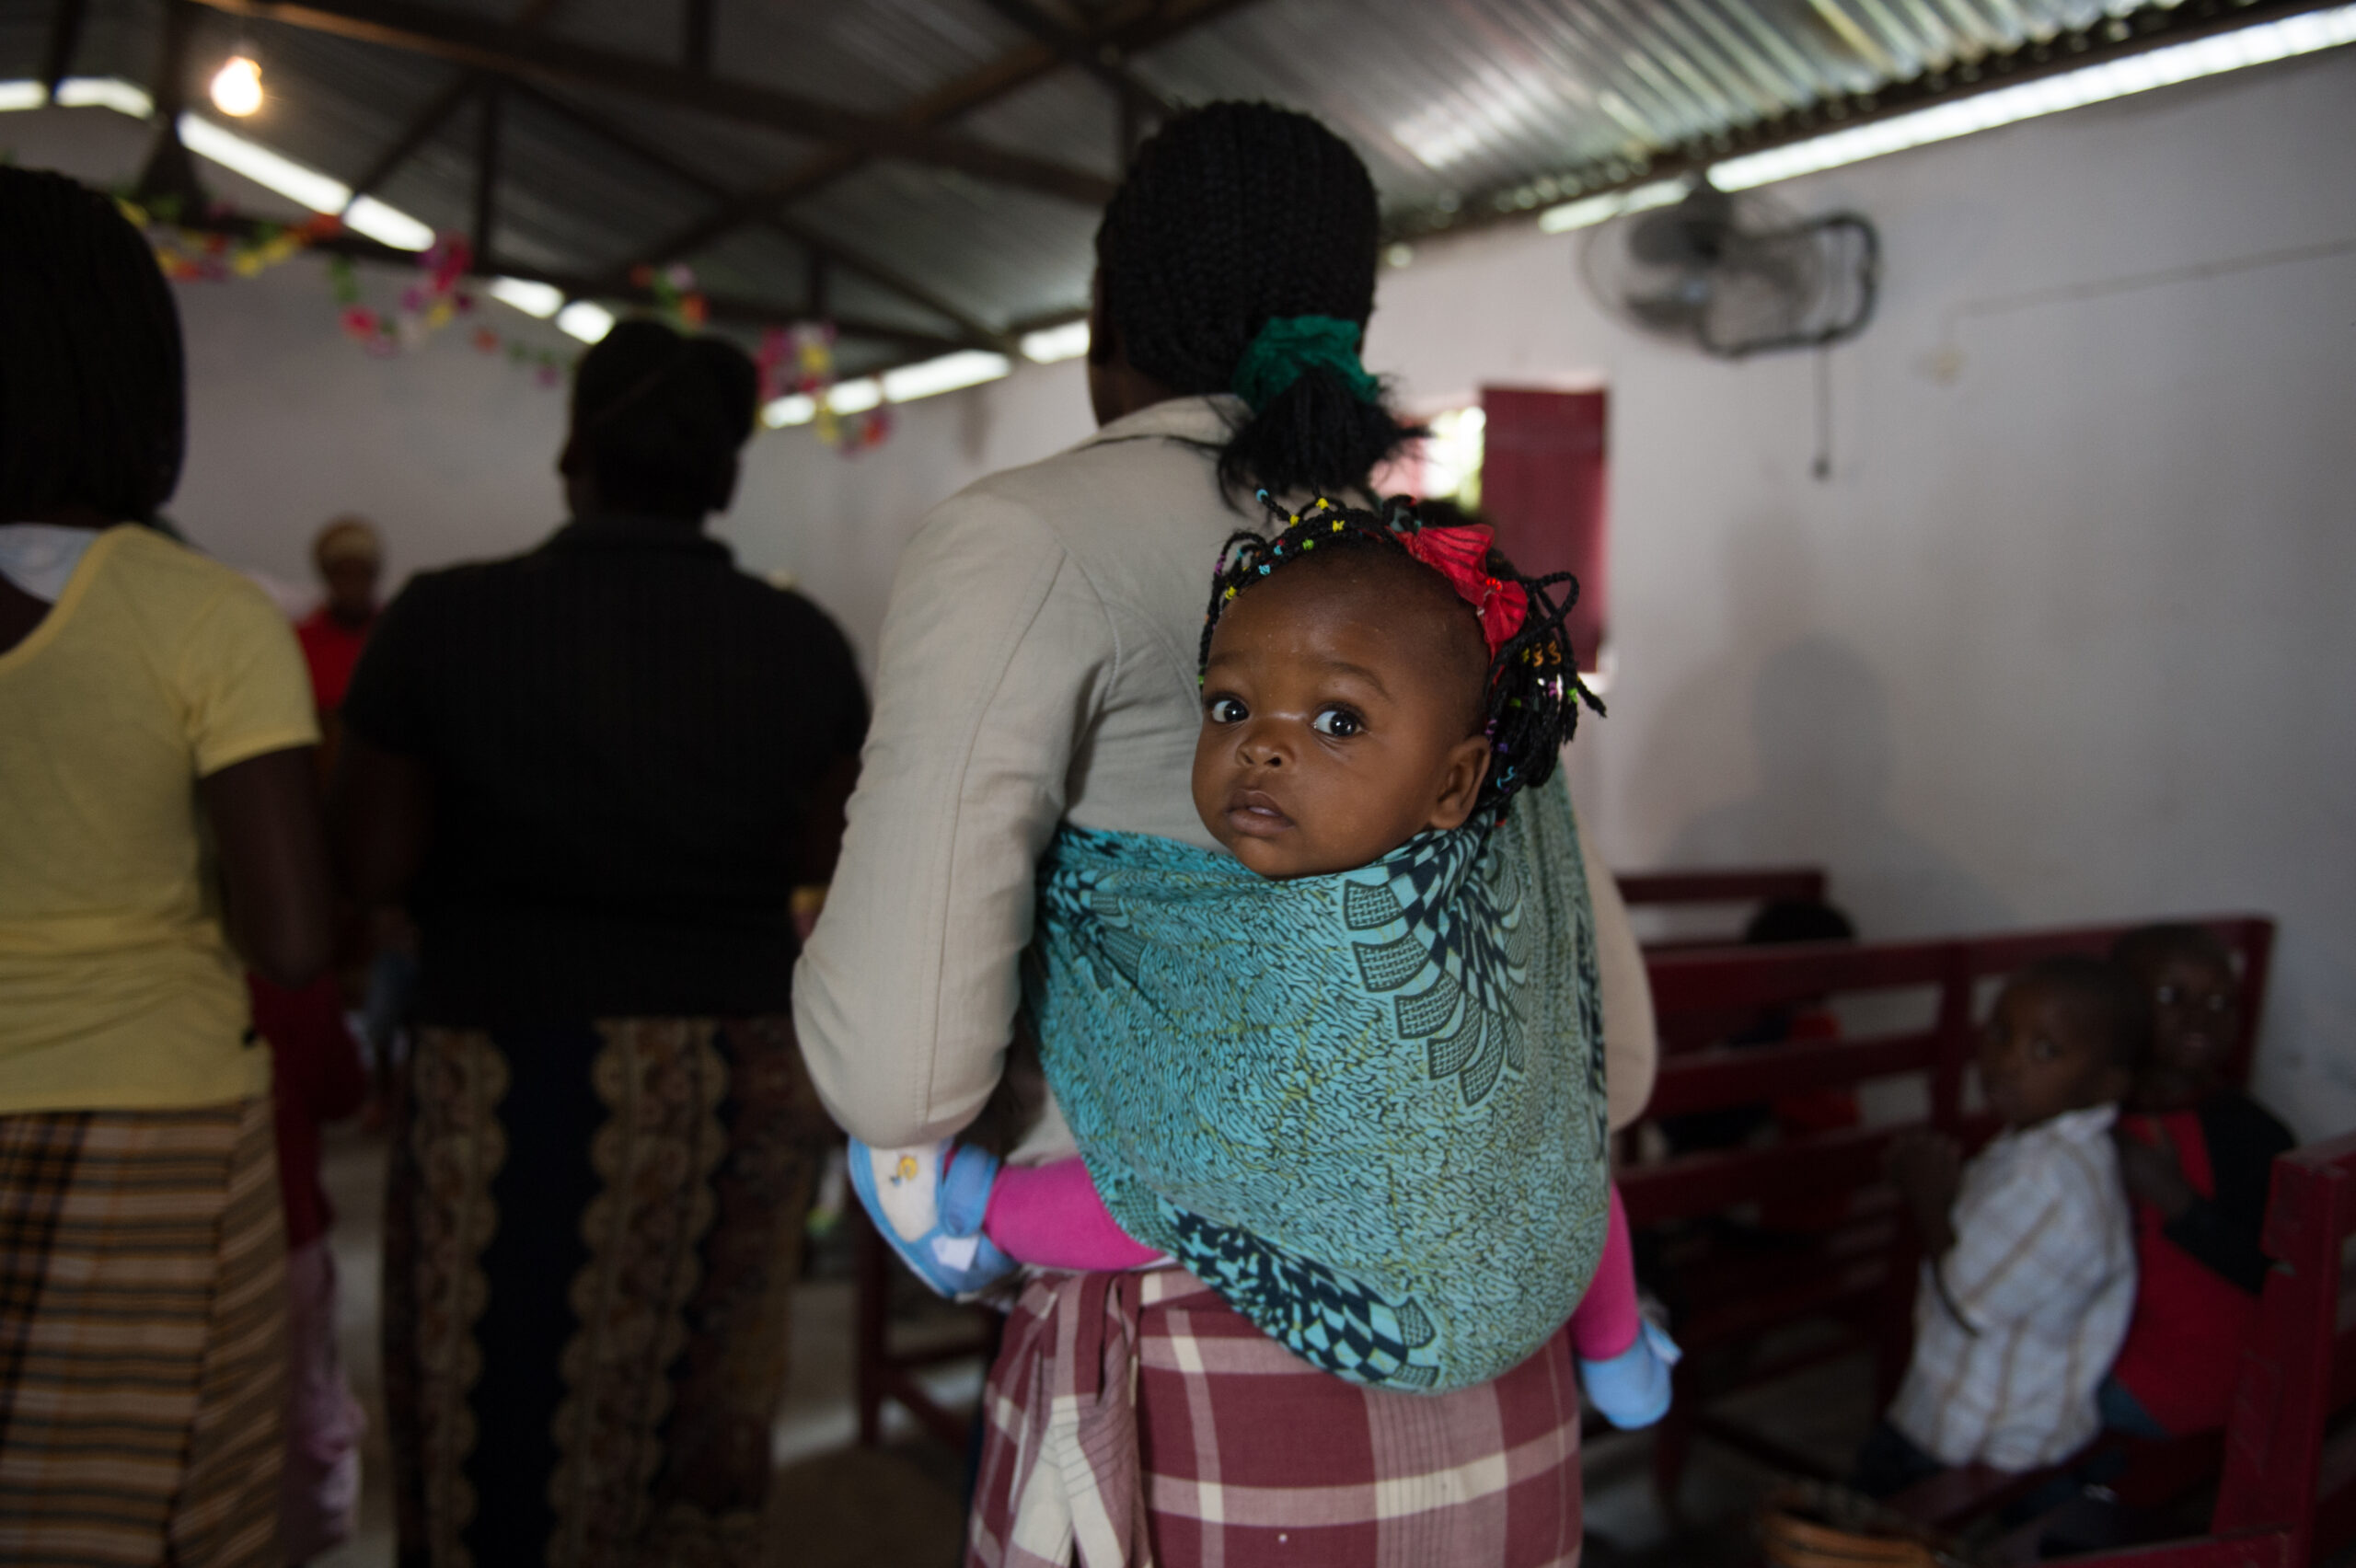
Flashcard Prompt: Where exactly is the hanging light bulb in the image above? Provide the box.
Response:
[210,55,262,117]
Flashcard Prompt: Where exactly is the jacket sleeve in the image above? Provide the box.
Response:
[1578,802,1657,1131]
[792,490,1115,1147]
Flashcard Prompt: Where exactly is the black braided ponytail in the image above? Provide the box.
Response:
[1095,102,1420,502]
[1199,495,1604,824]
[0,168,186,525]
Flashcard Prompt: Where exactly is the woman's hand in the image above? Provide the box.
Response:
[2114,1126,2195,1221]
[1886,1129,1962,1258]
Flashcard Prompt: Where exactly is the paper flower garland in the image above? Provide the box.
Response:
[631,261,709,329]
[123,196,343,282]
[126,202,893,444]
[326,236,568,385]
[756,319,892,455]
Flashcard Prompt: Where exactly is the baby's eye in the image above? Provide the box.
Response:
[1311,707,1363,738]
[2154,985,2179,1006]
[1206,696,1248,724]
[2029,1036,2060,1062]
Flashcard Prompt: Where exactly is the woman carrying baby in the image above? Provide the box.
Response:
[793,104,1658,1568]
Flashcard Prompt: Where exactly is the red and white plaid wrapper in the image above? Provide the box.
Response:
[969,1266,1584,1567]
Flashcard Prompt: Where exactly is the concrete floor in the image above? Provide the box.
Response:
[304,1122,1898,1568]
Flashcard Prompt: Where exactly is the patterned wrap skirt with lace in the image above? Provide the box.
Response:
[382,1016,833,1568]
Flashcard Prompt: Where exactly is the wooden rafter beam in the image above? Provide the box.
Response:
[183,0,1118,204]
[160,209,968,351]
[970,0,1172,121]
[348,75,473,202]
[680,0,714,74]
[471,79,499,265]
[150,0,197,121]
[508,271,966,352]
[346,0,561,206]
[609,0,1263,280]
[506,80,1002,349]
[40,0,91,98]
[134,0,208,212]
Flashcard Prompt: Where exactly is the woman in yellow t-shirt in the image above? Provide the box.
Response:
[0,168,332,1565]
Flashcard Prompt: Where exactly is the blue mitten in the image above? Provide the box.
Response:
[1578,1318,1681,1429]
[847,1138,1017,1298]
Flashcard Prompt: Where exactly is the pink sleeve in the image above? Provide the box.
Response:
[983,1156,1164,1271]
[1569,1183,1641,1361]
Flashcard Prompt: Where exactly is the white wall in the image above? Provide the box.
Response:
[154,244,1095,640]
[18,48,2349,1135]
[0,100,1098,616]
[1363,46,2356,1137]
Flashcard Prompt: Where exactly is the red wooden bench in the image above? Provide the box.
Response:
[1623,915,2276,1507]
[1984,1130,2356,1567]
[1615,864,1829,951]
[851,1211,997,1451]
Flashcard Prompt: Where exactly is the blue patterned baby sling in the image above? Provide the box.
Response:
[1023,778,1611,1393]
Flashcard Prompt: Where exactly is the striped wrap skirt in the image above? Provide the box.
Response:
[0,1097,287,1567]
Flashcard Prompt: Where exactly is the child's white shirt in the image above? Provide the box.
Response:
[1889,1103,2136,1470]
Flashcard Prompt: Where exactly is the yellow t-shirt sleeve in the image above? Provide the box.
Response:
[180,574,321,777]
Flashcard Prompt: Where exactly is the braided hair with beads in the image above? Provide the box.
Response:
[1094,102,1421,502]
[1199,494,1603,825]
[0,168,186,525]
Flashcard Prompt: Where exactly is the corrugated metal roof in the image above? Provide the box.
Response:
[0,0,2317,362]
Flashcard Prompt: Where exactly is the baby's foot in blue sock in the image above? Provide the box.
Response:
[848,1137,1016,1298]
[1579,1318,1681,1430]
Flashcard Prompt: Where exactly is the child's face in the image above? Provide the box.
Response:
[1976,981,2130,1130]
[2132,951,2238,1110]
[1192,566,1491,880]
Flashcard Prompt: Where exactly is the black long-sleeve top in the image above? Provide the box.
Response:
[2166,1090,2295,1294]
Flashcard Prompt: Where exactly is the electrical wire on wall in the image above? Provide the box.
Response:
[1812,344,1833,482]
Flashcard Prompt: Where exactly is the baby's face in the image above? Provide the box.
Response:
[1192,566,1491,880]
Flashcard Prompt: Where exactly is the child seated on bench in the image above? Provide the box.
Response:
[1856,955,2146,1494]
[2100,925,2294,1438]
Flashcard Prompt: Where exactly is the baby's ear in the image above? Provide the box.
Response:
[1424,735,1494,833]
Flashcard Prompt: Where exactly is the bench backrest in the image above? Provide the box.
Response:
[1623,915,2276,1230]
[1616,866,1828,951]
[2054,1130,2353,1568]
[2211,1130,2356,1564]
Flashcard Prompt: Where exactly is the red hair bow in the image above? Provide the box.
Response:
[1400,525,1527,657]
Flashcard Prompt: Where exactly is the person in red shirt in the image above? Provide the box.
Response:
[2100,924,2294,1437]
[262,515,383,1558]
[294,515,381,717]
[245,976,369,1560]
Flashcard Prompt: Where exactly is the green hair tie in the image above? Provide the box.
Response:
[1230,315,1380,412]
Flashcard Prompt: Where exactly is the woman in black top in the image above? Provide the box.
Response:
[338,320,866,1568]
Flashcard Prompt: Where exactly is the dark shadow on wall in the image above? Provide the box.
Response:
[1662,635,2013,939]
